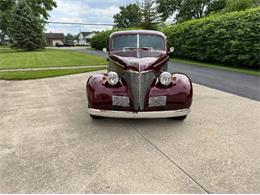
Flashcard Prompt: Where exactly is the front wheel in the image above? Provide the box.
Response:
[172,115,187,120]
[90,114,103,119]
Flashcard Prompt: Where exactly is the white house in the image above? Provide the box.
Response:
[0,35,10,45]
[79,32,97,45]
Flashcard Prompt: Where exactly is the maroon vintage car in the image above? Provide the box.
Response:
[87,30,193,119]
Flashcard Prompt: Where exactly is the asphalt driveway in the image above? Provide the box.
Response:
[74,48,260,101]
[0,71,259,193]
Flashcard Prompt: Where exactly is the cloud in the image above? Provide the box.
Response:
[45,0,136,35]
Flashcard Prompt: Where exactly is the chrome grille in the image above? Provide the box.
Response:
[122,70,156,111]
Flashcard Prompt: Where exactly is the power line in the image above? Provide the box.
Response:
[47,21,114,26]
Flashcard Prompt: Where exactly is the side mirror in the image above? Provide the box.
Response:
[102,48,107,53]
[168,47,174,54]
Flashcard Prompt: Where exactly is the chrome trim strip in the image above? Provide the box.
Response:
[153,56,169,67]
[123,69,154,74]
[137,34,140,49]
[109,58,125,68]
[88,108,190,119]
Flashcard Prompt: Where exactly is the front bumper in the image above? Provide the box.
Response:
[88,108,190,119]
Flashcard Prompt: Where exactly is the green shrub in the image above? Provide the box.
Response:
[163,8,260,68]
[91,28,142,50]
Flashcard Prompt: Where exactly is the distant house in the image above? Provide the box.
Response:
[45,33,65,46]
[0,35,11,45]
[79,32,97,45]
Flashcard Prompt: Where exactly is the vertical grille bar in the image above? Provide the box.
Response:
[123,71,156,111]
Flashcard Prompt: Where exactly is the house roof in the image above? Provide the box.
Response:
[45,33,65,39]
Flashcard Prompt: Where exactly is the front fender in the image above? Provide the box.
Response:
[87,74,129,110]
[148,73,193,111]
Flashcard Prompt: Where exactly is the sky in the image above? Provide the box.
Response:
[45,0,137,35]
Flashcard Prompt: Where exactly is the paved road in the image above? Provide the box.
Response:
[75,48,260,101]
[0,72,260,193]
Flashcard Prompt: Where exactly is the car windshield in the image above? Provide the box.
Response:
[112,34,165,51]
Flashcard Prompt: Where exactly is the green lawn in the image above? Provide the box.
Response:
[171,58,260,76]
[0,67,105,80]
[0,48,106,70]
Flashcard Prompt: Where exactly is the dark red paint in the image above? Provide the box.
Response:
[86,30,193,112]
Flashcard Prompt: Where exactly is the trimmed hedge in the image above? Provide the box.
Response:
[162,8,260,68]
[91,28,142,50]
[91,8,260,68]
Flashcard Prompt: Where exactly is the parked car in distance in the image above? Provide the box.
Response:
[63,40,75,47]
[86,30,193,119]
[55,42,64,47]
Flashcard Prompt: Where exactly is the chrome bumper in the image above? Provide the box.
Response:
[88,108,190,119]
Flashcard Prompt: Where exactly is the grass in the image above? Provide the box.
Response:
[87,47,98,50]
[171,58,260,76]
[0,67,105,80]
[0,48,106,70]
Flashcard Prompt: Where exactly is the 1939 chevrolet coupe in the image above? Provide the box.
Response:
[86,30,193,119]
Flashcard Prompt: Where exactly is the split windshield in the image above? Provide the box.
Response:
[112,34,165,51]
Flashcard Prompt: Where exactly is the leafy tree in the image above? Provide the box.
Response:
[224,0,259,12]
[113,3,142,28]
[9,0,45,51]
[156,0,226,23]
[140,0,160,29]
[26,0,57,21]
[113,1,160,30]
[0,0,56,44]
[206,0,226,14]
[65,33,74,42]
[74,33,80,42]
[0,0,15,44]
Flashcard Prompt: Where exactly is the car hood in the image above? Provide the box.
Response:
[109,50,168,71]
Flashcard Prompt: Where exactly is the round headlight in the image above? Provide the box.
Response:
[107,71,119,85]
[159,72,172,86]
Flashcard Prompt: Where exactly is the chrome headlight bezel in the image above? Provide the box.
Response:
[159,72,172,86]
[107,71,119,86]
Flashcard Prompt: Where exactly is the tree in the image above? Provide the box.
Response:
[9,0,45,51]
[140,0,160,29]
[224,0,259,12]
[26,0,57,21]
[65,33,74,42]
[113,1,160,29]
[156,0,226,23]
[113,3,142,28]
[206,0,226,14]
[74,33,80,42]
[0,0,56,44]
[0,0,15,44]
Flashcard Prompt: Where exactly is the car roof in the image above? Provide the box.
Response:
[110,30,166,39]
